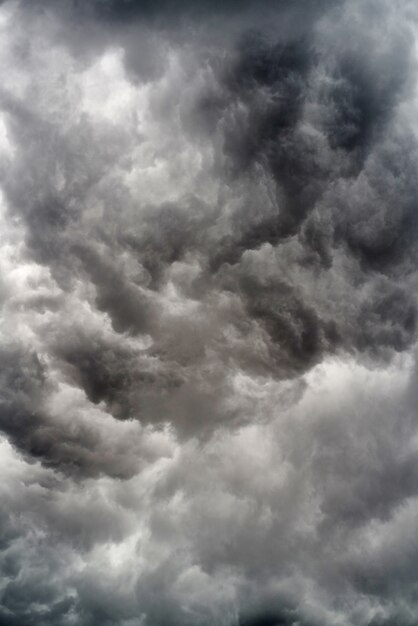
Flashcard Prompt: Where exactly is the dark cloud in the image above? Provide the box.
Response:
[1,0,418,624]
[0,0,417,459]
[239,609,313,626]
[0,344,169,478]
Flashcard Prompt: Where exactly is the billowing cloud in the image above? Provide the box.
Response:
[1,0,418,624]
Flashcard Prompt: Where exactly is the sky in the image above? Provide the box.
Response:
[1,0,418,624]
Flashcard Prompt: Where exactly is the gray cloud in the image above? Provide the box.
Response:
[1,0,418,624]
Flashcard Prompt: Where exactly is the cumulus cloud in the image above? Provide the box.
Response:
[1,0,418,624]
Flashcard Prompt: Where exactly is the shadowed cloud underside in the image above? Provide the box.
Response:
[1,1,418,625]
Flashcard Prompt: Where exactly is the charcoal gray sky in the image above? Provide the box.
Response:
[1,0,418,624]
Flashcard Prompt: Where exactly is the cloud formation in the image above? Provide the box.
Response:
[1,0,418,624]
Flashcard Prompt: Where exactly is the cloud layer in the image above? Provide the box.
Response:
[1,0,418,624]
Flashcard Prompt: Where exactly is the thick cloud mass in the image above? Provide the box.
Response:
[1,0,418,624]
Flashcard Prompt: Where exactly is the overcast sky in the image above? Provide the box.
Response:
[1,1,418,625]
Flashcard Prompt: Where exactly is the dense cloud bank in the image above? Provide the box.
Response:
[1,0,418,624]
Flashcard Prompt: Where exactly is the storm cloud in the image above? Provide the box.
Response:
[1,0,418,624]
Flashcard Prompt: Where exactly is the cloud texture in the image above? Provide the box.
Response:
[1,0,418,624]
